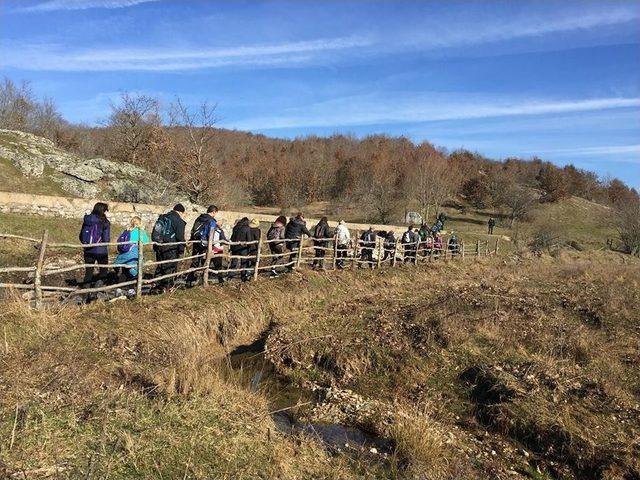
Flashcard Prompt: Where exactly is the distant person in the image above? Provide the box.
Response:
[267,215,287,277]
[210,220,227,284]
[488,217,496,235]
[425,233,434,256]
[285,213,312,270]
[382,230,396,263]
[187,205,218,285]
[114,216,150,281]
[312,216,330,270]
[448,232,459,257]
[335,220,351,269]
[151,203,187,288]
[434,233,444,257]
[79,202,111,285]
[247,218,262,274]
[359,227,376,268]
[401,224,418,264]
[418,224,430,256]
[229,217,252,282]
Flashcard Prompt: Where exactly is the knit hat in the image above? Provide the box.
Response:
[249,219,260,228]
[173,203,186,213]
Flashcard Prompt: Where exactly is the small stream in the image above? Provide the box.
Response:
[228,330,394,456]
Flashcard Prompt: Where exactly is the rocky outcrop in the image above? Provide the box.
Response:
[0,129,187,205]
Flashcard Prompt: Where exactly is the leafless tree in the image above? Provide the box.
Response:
[410,145,456,222]
[498,181,538,227]
[168,97,221,204]
[616,197,640,255]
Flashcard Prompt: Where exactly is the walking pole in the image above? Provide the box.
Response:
[34,229,49,310]
[136,229,144,298]
[253,235,262,281]
[203,228,214,286]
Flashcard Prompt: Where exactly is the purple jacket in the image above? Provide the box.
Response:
[79,214,111,255]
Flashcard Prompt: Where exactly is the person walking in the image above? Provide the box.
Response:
[151,204,187,289]
[267,215,287,277]
[448,232,459,257]
[335,220,351,269]
[434,233,444,258]
[114,216,150,281]
[401,224,419,264]
[187,205,218,285]
[79,202,111,285]
[247,218,262,275]
[488,217,496,235]
[382,230,396,263]
[285,213,312,270]
[229,217,252,282]
[312,216,330,270]
[359,227,376,268]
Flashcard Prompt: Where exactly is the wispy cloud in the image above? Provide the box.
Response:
[1,36,372,71]
[16,0,159,12]
[534,145,640,157]
[229,96,640,130]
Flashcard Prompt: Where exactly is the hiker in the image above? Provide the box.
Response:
[114,216,150,281]
[359,227,376,268]
[425,233,434,256]
[79,202,111,285]
[418,224,430,256]
[312,216,330,270]
[209,220,227,284]
[152,204,187,288]
[488,217,496,235]
[285,213,311,269]
[433,233,444,257]
[382,230,396,262]
[267,215,287,277]
[187,205,219,286]
[401,224,418,264]
[229,217,252,282]
[448,233,459,257]
[335,220,351,269]
[247,218,262,274]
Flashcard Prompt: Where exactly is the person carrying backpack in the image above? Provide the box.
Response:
[382,230,396,262]
[79,202,111,285]
[187,205,218,286]
[359,227,376,268]
[267,215,287,277]
[448,232,459,257]
[210,220,227,284]
[285,213,312,270]
[114,216,150,281]
[418,224,430,256]
[312,216,330,270]
[401,224,418,264]
[434,233,444,258]
[229,217,252,282]
[335,220,351,269]
[488,217,496,235]
[152,204,187,288]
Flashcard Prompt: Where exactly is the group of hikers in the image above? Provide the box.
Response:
[78,202,463,291]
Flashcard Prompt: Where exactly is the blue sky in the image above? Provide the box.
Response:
[1,0,639,188]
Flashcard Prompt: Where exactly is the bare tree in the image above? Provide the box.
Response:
[498,181,538,227]
[168,97,221,204]
[410,145,456,222]
[616,197,640,256]
[106,93,162,166]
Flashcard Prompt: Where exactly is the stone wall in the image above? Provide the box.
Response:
[0,191,407,237]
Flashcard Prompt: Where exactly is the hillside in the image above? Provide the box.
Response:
[0,129,187,205]
[1,253,638,479]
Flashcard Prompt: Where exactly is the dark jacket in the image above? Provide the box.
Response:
[161,210,187,255]
[248,227,261,255]
[360,230,376,250]
[313,220,330,245]
[191,213,217,241]
[79,214,110,255]
[402,229,419,249]
[267,223,285,253]
[383,231,396,249]
[230,218,252,254]
[285,217,311,240]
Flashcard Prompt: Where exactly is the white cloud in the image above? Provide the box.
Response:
[535,145,640,157]
[229,95,640,130]
[16,0,159,12]
[1,36,372,71]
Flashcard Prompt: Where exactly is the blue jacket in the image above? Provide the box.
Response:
[79,214,110,255]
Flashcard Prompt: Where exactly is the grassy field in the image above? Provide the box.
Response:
[1,253,638,478]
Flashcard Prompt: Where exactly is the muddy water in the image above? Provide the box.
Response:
[229,331,394,456]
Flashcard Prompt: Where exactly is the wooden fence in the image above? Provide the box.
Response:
[0,229,498,309]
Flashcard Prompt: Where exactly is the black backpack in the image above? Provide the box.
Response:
[152,214,176,243]
[190,217,208,242]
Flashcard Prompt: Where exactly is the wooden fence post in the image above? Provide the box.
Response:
[332,234,338,270]
[136,229,144,298]
[476,240,480,257]
[296,235,304,269]
[494,238,499,256]
[202,228,214,286]
[392,238,399,267]
[253,235,262,281]
[352,231,359,270]
[376,237,383,269]
[461,240,465,260]
[34,229,49,310]
[485,240,489,256]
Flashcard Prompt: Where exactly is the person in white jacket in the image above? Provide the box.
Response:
[335,220,351,269]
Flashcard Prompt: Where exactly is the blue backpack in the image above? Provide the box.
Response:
[152,214,176,243]
[117,230,132,254]
[200,219,217,245]
[80,222,102,245]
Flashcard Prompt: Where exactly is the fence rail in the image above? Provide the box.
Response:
[0,229,498,308]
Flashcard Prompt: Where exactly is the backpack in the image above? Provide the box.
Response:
[152,214,176,243]
[80,222,102,245]
[117,229,132,254]
[200,219,217,246]
[267,225,281,241]
[190,217,209,242]
[314,223,325,239]
[402,231,412,244]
